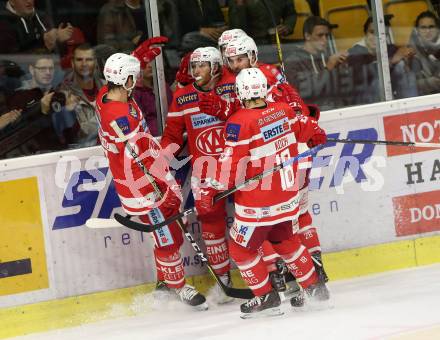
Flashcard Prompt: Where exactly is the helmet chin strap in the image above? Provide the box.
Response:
[123,79,136,96]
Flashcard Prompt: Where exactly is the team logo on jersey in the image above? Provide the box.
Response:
[215,83,235,95]
[176,92,198,106]
[195,126,224,155]
[260,118,289,142]
[230,223,254,245]
[243,208,257,216]
[115,116,131,135]
[225,123,241,142]
[128,104,138,119]
[191,113,221,129]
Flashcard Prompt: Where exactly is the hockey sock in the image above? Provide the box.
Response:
[272,235,318,289]
[154,248,186,289]
[203,236,230,276]
[260,240,281,273]
[298,212,322,254]
[229,241,272,296]
[153,248,165,282]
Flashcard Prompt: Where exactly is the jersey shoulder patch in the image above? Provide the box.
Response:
[225,122,241,142]
[115,116,131,135]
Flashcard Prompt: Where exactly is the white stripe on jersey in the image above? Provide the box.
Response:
[249,132,297,161]
[118,192,156,210]
[235,194,299,220]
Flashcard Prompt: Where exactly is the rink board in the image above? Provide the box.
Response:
[1,94,440,338]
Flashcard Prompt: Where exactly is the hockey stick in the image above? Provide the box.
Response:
[109,120,253,300]
[114,144,325,232]
[261,0,285,74]
[327,137,440,148]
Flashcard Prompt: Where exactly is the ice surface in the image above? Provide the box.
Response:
[12,264,440,340]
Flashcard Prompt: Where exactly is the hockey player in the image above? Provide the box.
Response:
[160,47,235,303]
[203,34,330,284]
[198,68,329,317]
[95,45,207,310]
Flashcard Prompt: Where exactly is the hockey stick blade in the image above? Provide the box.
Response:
[86,218,123,229]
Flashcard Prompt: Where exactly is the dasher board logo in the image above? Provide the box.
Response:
[383,109,440,157]
[392,189,440,236]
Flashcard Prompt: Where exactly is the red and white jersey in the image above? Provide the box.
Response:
[218,101,322,227]
[96,85,159,215]
[161,73,235,178]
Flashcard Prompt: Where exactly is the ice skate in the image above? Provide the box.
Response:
[312,252,329,283]
[175,284,208,311]
[152,280,172,302]
[208,272,234,304]
[240,290,283,319]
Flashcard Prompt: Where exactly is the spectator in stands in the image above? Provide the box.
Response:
[97,0,147,52]
[0,0,74,54]
[58,43,104,146]
[3,55,62,158]
[228,0,297,44]
[347,16,418,103]
[134,61,172,136]
[409,11,440,95]
[284,16,350,110]
[174,0,227,52]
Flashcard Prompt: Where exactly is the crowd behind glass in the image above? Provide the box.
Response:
[1,0,439,159]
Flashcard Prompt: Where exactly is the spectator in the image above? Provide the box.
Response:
[2,55,62,158]
[97,0,146,52]
[174,0,227,52]
[134,61,172,136]
[409,11,440,95]
[228,0,297,44]
[58,43,104,146]
[0,0,73,54]
[284,16,350,110]
[347,16,418,103]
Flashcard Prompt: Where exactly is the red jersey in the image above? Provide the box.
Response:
[218,101,322,227]
[96,85,160,215]
[161,73,235,179]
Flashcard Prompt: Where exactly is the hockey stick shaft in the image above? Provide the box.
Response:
[116,144,325,231]
[261,0,285,74]
[110,121,253,299]
[327,137,440,148]
[214,144,324,202]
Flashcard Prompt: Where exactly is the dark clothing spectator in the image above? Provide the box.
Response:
[133,62,172,136]
[284,16,350,110]
[285,44,351,110]
[0,1,52,53]
[408,11,440,95]
[228,0,297,44]
[347,18,418,103]
[97,0,145,52]
[174,0,226,52]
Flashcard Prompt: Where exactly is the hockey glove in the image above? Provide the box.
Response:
[198,91,226,117]
[132,36,169,68]
[307,125,327,148]
[272,83,305,114]
[192,177,223,217]
[175,52,194,86]
[307,104,321,121]
[157,180,182,218]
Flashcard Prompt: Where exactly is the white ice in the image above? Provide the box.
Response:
[12,264,440,340]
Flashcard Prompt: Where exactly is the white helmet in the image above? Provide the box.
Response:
[235,68,267,101]
[224,36,258,66]
[218,29,247,49]
[190,47,222,77]
[104,53,140,91]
